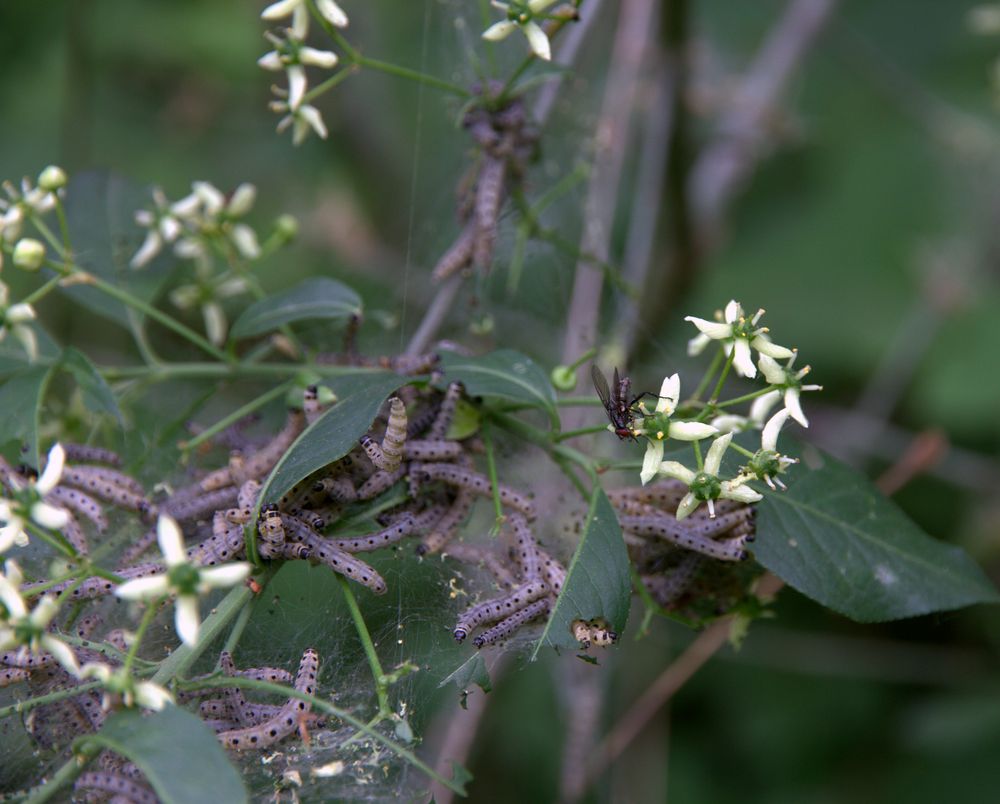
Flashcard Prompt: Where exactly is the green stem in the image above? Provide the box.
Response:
[715,386,776,409]
[336,575,391,718]
[53,197,73,254]
[100,361,383,381]
[20,274,63,307]
[481,420,505,530]
[221,595,255,658]
[30,217,67,260]
[0,680,103,721]
[554,424,609,442]
[707,349,735,405]
[23,744,99,804]
[691,348,724,402]
[24,520,77,562]
[491,410,598,487]
[123,599,161,675]
[181,381,294,452]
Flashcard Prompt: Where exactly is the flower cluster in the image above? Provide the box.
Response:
[483,0,560,61]
[616,300,820,519]
[0,560,79,676]
[116,514,251,647]
[0,167,67,279]
[131,181,265,344]
[259,0,347,145]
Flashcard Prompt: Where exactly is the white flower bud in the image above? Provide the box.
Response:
[12,238,46,271]
[38,166,68,192]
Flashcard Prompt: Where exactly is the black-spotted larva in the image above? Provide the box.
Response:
[217,648,318,751]
[44,486,108,531]
[507,513,541,581]
[618,515,750,562]
[410,462,536,519]
[356,466,407,500]
[403,439,464,462]
[472,597,550,649]
[642,553,703,607]
[428,382,463,440]
[417,489,474,555]
[453,580,549,643]
[200,410,305,491]
[279,514,387,594]
[432,220,476,281]
[332,514,417,553]
[257,504,286,559]
[571,618,618,650]
[74,771,158,804]
[62,443,123,466]
[360,397,407,473]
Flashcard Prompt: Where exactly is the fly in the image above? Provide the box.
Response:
[591,365,641,441]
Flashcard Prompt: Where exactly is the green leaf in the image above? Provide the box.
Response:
[0,366,53,467]
[77,706,247,804]
[439,653,492,696]
[59,347,123,424]
[260,372,406,505]
[59,171,177,328]
[230,277,362,339]
[754,447,1000,622]
[438,349,558,427]
[532,488,631,659]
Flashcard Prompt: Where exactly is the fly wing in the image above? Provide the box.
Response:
[591,364,612,413]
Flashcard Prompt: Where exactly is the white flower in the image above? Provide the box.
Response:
[261,0,348,34]
[0,569,79,676]
[131,188,188,269]
[0,281,39,362]
[483,0,558,61]
[746,409,799,491]
[636,374,718,485]
[273,100,329,145]
[0,443,70,552]
[685,300,795,378]
[115,515,250,647]
[80,662,174,710]
[709,414,752,434]
[751,353,822,427]
[657,432,763,519]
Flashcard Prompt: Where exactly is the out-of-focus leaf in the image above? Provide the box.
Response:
[59,171,176,328]
[77,706,246,804]
[59,347,122,424]
[230,278,362,339]
[532,488,631,658]
[440,653,491,697]
[438,349,557,426]
[0,366,52,467]
[754,447,1000,622]
[260,372,405,505]
[445,398,481,440]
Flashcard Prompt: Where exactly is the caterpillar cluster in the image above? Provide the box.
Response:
[432,82,539,280]
[605,480,760,620]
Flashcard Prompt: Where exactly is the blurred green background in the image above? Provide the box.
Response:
[1,0,999,801]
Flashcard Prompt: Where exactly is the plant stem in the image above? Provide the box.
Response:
[23,743,99,804]
[123,599,161,675]
[336,575,391,718]
[100,361,383,381]
[554,424,609,442]
[21,274,63,307]
[181,381,294,452]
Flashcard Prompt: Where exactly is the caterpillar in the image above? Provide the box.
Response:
[280,515,387,594]
[428,382,463,440]
[189,514,247,566]
[618,515,751,562]
[162,485,238,523]
[200,410,305,491]
[535,547,567,595]
[417,489,474,555]
[44,486,108,531]
[472,156,506,268]
[74,771,158,804]
[257,504,286,559]
[313,474,358,504]
[473,598,550,649]
[403,439,464,462]
[61,443,122,466]
[356,466,407,500]
[303,384,332,425]
[360,397,407,473]
[571,618,618,650]
[332,515,417,553]
[217,648,318,751]
[507,513,541,581]
[410,462,536,519]
[453,580,549,642]
[63,464,146,497]
[59,510,87,554]
[0,667,31,687]
[642,553,703,607]
[432,220,476,281]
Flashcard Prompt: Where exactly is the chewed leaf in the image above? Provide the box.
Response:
[259,372,405,505]
[77,706,247,804]
[439,349,557,427]
[532,488,631,658]
[439,653,492,699]
[230,277,362,339]
[754,446,1000,622]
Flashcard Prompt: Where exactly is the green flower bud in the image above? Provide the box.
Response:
[38,166,68,192]
[550,365,578,392]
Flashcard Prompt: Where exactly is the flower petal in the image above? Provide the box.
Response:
[675,492,700,520]
[724,300,743,324]
[720,482,763,504]
[136,681,174,710]
[260,0,300,20]
[482,20,518,41]
[0,574,27,617]
[731,338,756,378]
[656,374,680,414]
[198,562,252,590]
[667,421,718,442]
[42,635,80,676]
[157,515,186,566]
[784,388,809,427]
[316,0,349,27]
[762,409,791,452]
[749,389,781,426]
[31,502,70,531]
[230,224,261,260]
[522,21,551,60]
[174,595,201,647]
[686,332,712,356]
[36,443,65,494]
[757,354,785,386]
[704,432,733,476]
[115,574,171,600]
[257,51,284,71]
[684,316,732,341]
[639,440,664,486]
[752,334,795,361]
[287,65,307,110]
[657,461,696,485]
